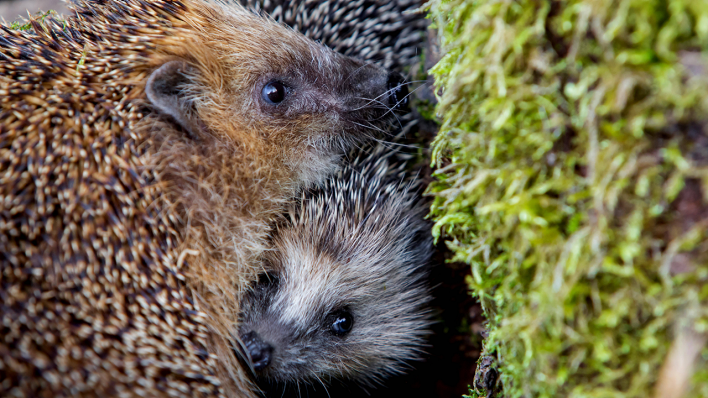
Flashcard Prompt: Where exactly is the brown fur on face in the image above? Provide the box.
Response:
[0,0,406,396]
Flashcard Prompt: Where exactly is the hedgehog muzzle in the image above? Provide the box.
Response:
[242,331,274,371]
[387,72,409,110]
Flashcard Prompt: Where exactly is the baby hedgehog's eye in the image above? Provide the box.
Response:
[330,310,354,336]
[257,271,279,286]
[262,81,287,104]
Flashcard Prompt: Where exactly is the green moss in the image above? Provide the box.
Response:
[464,386,483,398]
[8,10,57,30]
[427,0,708,396]
[417,98,438,121]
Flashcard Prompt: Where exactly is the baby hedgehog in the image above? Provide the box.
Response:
[0,0,408,396]
[238,145,434,389]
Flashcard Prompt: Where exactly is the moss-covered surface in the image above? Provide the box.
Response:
[427,0,708,396]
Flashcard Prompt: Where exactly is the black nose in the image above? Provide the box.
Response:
[242,331,273,371]
[387,73,409,110]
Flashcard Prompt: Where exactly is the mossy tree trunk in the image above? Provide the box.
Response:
[427,0,708,396]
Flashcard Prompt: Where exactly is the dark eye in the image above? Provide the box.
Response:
[330,311,354,336]
[262,81,287,104]
[255,271,279,288]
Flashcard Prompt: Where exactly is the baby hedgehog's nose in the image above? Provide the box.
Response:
[242,331,273,371]
[387,72,409,110]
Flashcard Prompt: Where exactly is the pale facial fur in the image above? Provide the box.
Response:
[238,148,434,387]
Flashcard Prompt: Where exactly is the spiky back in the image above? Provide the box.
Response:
[238,0,426,71]
[0,2,227,397]
[290,144,426,257]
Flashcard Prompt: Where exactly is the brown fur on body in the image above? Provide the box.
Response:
[0,1,404,396]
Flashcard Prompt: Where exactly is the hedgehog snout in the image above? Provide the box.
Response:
[387,72,409,110]
[341,60,408,116]
[241,331,273,371]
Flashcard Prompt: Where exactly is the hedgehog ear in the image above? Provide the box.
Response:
[146,60,205,138]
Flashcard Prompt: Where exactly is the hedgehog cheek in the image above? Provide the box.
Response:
[146,60,205,139]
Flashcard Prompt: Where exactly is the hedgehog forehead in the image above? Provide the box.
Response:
[221,28,334,74]
[200,1,337,78]
[277,217,397,280]
[267,217,423,326]
[269,238,352,327]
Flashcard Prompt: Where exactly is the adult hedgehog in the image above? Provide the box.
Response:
[0,0,409,396]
